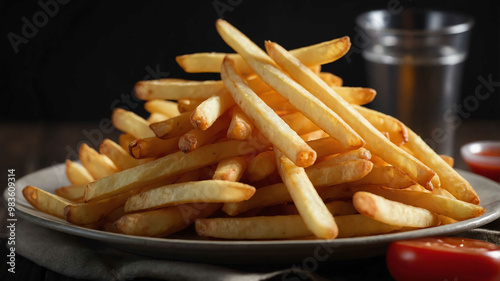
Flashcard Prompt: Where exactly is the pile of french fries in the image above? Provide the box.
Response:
[23,20,485,240]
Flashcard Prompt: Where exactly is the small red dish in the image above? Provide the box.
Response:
[461,141,500,182]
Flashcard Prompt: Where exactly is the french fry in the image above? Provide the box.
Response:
[227,106,254,140]
[79,143,119,179]
[432,187,456,199]
[114,203,221,237]
[178,99,204,113]
[275,149,338,239]
[119,133,136,150]
[259,91,297,113]
[84,139,261,202]
[404,126,479,204]
[318,72,343,87]
[300,130,329,142]
[23,185,71,219]
[354,105,408,146]
[150,112,193,139]
[190,89,233,130]
[305,159,373,187]
[124,180,256,212]
[281,112,320,135]
[112,108,155,139]
[312,148,371,168]
[354,186,485,221]
[179,115,230,153]
[144,100,180,118]
[196,215,313,239]
[221,57,316,168]
[175,169,203,183]
[222,183,289,216]
[245,150,276,182]
[176,36,350,75]
[196,214,400,239]
[307,137,347,158]
[265,39,435,188]
[129,136,180,159]
[348,165,416,189]
[55,185,85,202]
[147,112,169,123]
[334,87,376,106]
[353,191,440,228]
[135,79,225,100]
[65,160,94,186]
[65,189,135,225]
[213,156,247,182]
[440,155,454,167]
[277,201,358,216]
[100,139,149,170]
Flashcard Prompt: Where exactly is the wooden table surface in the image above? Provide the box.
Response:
[1,119,499,281]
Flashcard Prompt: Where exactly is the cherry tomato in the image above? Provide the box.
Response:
[386,237,500,281]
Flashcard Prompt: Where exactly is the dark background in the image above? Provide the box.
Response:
[1,0,499,122]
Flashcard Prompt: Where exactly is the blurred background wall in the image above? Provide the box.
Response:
[1,0,499,122]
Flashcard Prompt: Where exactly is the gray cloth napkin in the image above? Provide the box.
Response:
[9,217,500,281]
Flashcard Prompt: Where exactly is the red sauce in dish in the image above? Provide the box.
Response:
[464,148,500,182]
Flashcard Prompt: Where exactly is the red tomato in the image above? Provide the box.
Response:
[386,237,500,281]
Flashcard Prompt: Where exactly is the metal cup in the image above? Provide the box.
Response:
[356,9,474,155]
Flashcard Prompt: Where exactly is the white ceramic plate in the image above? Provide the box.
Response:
[7,163,500,263]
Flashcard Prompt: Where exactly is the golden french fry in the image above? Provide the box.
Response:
[147,112,169,123]
[404,126,479,204]
[349,165,416,189]
[318,72,343,87]
[178,99,204,113]
[190,89,234,130]
[432,187,456,199]
[23,185,71,219]
[227,106,254,140]
[440,155,454,167]
[135,79,225,100]
[221,57,316,168]
[176,35,350,75]
[354,186,484,221]
[114,203,221,237]
[196,215,313,239]
[216,20,364,150]
[280,112,321,135]
[100,139,149,170]
[84,139,261,202]
[179,115,230,153]
[129,136,180,159]
[213,156,247,182]
[259,91,296,114]
[65,189,135,225]
[124,180,256,212]
[222,183,289,216]
[245,150,275,182]
[79,143,119,179]
[65,160,94,186]
[275,149,338,239]
[265,39,435,188]
[307,137,347,158]
[305,159,373,187]
[300,130,329,142]
[333,87,376,106]
[313,148,371,167]
[354,105,408,146]
[150,112,193,139]
[55,185,85,202]
[119,134,136,150]
[196,213,399,239]
[144,100,180,118]
[353,191,439,228]
[112,108,155,139]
